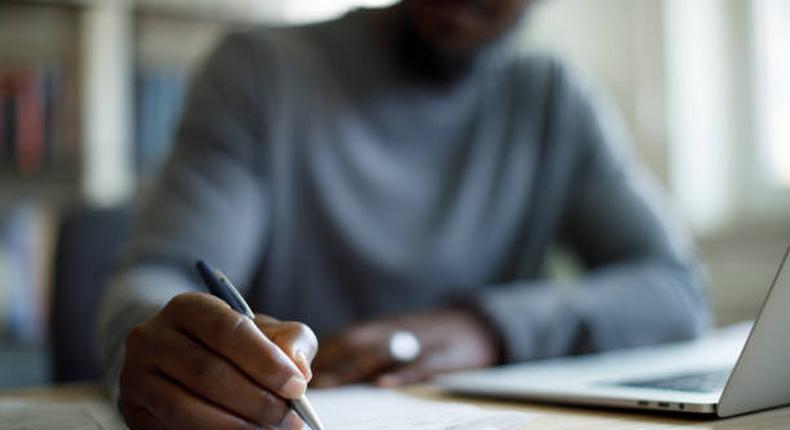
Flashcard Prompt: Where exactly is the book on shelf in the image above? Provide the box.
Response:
[0,202,56,346]
[135,67,188,174]
[0,65,77,178]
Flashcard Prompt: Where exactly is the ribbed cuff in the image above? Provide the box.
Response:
[97,265,198,401]
[452,282,584,363]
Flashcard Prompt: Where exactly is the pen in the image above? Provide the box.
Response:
[195,260,325,430]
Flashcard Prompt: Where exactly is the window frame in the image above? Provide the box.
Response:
[743,0,790,219]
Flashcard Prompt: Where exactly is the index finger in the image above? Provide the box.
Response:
[161,292,307,400]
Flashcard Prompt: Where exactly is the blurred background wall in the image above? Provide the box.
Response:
[0,0,787,388]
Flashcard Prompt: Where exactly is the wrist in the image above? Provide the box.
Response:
[445,306,505,365]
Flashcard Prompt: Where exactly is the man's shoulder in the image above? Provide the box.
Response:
[500,52,579,95]
[216,14,354,64]
[500,52,605,116]
[505,52,562,75]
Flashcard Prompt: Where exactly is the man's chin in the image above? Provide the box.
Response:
[406,1,490,57]
[399,34,476,83]
[396,9,482,82]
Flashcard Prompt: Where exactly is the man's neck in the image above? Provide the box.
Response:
[379,5,478,85]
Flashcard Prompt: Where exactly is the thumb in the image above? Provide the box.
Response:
[255,316,319,381]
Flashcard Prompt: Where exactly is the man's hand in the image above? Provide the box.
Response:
[118,292,318,430]
[312,308,501,388]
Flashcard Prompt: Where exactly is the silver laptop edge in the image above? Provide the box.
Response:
[439,246,790,418]
[716,246,790,417]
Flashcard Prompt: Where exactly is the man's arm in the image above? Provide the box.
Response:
[98,32,272,398]
[467,67,712,363]
[307,64,712,387]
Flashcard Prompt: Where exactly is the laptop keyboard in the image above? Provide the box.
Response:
[614,369,731,393]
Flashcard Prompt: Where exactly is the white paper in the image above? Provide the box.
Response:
[306,387,538,430]
[0,400,126,430]
[0,388,537,430]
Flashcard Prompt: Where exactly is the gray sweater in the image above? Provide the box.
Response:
[98,8,711,394]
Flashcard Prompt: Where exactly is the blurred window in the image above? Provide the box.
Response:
[754,0,790,188]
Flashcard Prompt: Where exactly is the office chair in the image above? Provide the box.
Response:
[50,206,131,383]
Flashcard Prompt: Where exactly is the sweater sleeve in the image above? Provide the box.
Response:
[463,65,712,363]
[97,32,272,398]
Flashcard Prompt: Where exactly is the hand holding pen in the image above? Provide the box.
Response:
[116,262,322,430]
[196,261,324,430]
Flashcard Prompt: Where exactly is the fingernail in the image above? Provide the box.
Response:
[295,351,313,381]
[282,375,307,399]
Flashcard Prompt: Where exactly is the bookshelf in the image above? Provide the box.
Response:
[10,0,287,23]
[0,2,82,203]
[1,0,287,205]
[0,0,288,386]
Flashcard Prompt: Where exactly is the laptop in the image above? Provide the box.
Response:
[439,247,790,418]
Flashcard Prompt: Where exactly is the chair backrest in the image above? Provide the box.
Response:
[50,206,131,383]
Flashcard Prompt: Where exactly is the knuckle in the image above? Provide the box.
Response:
[205,312,250,346]
[125,324,149,353]
[157,390,209,429]
[163,396,191,427]
[296,322,318,343]
[225,313,250,338]
[285,322,319,349]
[164,292,201,315]
[163,295,186,314]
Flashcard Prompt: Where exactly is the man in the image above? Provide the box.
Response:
[99,0,711,429]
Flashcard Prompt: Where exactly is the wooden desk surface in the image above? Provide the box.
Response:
[3,383,790,429]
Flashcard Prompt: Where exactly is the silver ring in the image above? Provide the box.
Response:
[388,330,421,363]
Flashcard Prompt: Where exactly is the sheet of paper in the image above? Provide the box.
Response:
[0,400,126,430]
[0,387,537,430]
[306,387,538,430]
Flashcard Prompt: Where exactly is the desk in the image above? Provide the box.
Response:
[3,384,790,429]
